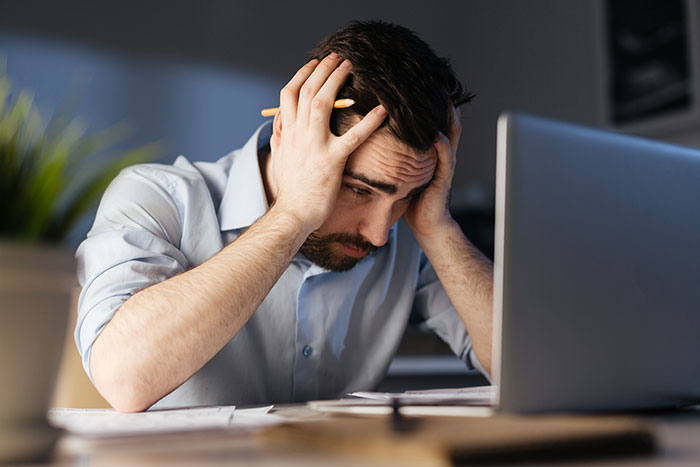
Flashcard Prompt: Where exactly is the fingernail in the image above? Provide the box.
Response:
[376,105,387,116]
[340,60,352,70]
[329,52,339,59]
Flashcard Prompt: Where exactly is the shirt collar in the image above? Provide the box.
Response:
[218,122,272,231]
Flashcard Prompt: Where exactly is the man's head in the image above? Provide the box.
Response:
[309,20,473,152]
[298,21,472,271]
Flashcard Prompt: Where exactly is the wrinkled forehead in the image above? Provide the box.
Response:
[345,127,437,188]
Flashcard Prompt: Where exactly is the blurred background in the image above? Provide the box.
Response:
[3,0,699,396]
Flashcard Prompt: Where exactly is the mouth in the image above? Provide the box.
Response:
[338,242,369,259]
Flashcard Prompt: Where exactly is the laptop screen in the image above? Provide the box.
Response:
[494,112,700,413]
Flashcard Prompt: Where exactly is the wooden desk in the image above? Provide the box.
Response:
[43,405,700,466]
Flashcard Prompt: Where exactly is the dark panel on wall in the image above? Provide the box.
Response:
[606,0,692,124]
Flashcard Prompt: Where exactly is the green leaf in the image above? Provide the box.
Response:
[0,70,161,244]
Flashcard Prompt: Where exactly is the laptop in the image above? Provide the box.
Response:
[493,112,700,413]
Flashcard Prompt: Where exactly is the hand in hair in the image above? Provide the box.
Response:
[267,53,387,235]
[402,106,462,240]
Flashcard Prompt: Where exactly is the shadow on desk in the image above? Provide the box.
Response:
[261,411,656,466]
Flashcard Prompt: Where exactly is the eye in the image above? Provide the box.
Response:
[346,184,371,196]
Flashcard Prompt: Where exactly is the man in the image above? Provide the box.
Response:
[76,21,493,412]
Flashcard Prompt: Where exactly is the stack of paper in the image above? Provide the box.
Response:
[48,405,282,437]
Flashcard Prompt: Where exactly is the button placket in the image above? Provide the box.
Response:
[293,274,321,401]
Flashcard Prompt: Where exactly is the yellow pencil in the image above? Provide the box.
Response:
[260,98,355,117]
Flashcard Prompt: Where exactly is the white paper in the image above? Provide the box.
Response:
[49,405,280,437]
[348,385,497,406]
[231,405,286,427]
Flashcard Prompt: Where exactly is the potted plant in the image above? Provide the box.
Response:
[0,70,158,463]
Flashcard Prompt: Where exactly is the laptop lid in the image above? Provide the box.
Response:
[493,112,700,413]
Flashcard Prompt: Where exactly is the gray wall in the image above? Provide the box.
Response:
[3,0,691,214]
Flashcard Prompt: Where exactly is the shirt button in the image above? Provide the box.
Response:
[302,345,313,357]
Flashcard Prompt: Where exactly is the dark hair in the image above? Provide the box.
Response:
[309,20,474,152]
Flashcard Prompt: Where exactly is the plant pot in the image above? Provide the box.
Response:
[0,242,75,463]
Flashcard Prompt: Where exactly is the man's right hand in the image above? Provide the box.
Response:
[267,52,388,234]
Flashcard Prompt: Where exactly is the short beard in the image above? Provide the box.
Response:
[299,231,377,272]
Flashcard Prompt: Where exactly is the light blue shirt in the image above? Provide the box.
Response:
[76,122,485,408]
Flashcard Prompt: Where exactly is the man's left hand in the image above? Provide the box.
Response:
[403,106,462,240]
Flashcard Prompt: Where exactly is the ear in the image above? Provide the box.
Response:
[270,109,282,150]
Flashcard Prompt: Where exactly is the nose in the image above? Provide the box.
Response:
[358,202,394,247]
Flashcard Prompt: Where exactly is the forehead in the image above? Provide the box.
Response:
[344,128,437,188]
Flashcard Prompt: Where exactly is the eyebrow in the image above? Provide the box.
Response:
[343,170,432,199]
[344,170,397,194]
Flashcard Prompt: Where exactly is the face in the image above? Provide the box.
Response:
[300,128,437,271]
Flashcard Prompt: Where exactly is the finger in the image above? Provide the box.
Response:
[447,106,462,152]
[433,132,456,181]
[334,105,388,157]
[296,52,342,125]
[279,59,319,126]
[308,59,352,132]
[271,109,282,151]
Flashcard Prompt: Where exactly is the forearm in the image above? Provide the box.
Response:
[415,220,494,375]
[90,207,309,412]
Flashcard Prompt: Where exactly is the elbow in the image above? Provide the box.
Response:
[478,352,492,380]
[93,371,154,413]
[105,390,153,413]
[89,350,155,413]
[470,346,492,381]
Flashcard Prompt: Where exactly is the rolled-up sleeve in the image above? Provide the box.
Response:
[411,252,489,378]
[75,166,189,378]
